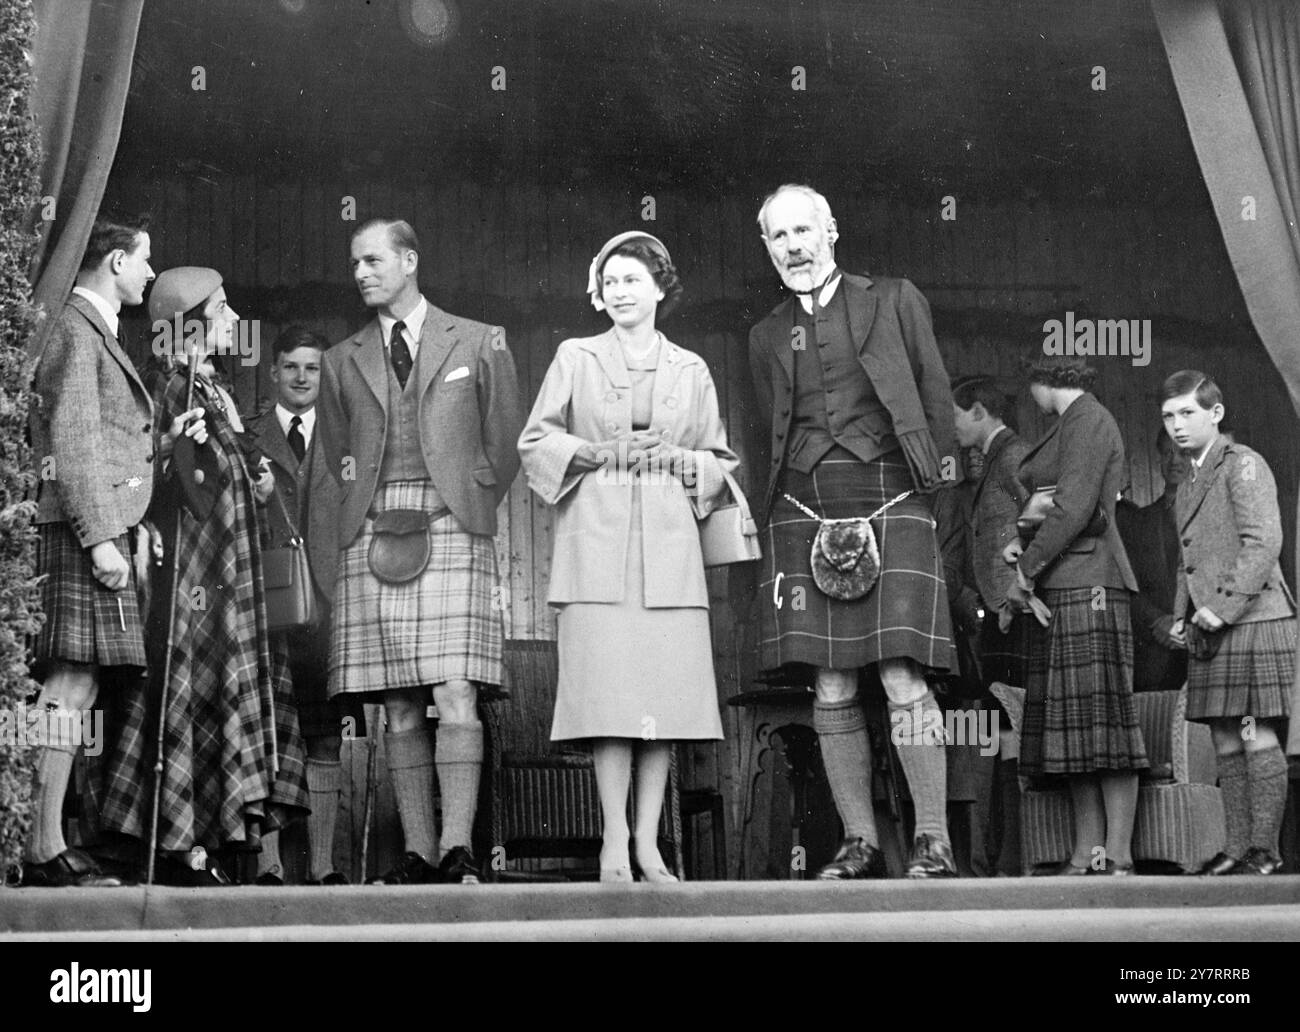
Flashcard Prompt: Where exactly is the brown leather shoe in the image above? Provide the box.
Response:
[905,834,958,878]
[1234,847,1283,875]
[21,848,122,888]
[1197,851,1242,876]
[816,836,887,880]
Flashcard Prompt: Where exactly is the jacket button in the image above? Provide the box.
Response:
[1186,567,1195,574]
[142,424,151,433]
[1182,537,1191,546]
[606,391,618,402]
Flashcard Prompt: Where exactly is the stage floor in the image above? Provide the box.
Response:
[5,877,1300,941]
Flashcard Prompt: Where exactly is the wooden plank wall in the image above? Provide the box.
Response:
[109,172,1299,876]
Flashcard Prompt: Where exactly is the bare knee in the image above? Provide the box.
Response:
[39,663,99,713]
[815,668,859,704]
[383,686,428,732]
[878,658,928,706]
[433,679,478,724]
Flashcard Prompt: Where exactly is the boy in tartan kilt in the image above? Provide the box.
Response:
[1162,371,1296,876]
[24,214,205,886]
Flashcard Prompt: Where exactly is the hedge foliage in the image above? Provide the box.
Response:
[0,0,45,880]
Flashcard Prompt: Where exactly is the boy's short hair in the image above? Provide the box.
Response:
[952,376,1012,422]
[1161,369,1223,409]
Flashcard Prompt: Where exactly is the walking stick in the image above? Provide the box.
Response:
[358,705,381,881]
[145,356,201,886]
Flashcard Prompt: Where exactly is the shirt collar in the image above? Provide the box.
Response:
[1192,435,1218,468]
[275,403,315,443]
[72,286,120,338]
[378,296,428,352]
[981,424,1008,455]
[795,270,842,314]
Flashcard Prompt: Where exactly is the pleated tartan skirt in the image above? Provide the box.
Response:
[1186,617,1294,722]
[758,453,957,675]
[1020,586,1148,779]
[32,522,146,670]
[329,479,505,697]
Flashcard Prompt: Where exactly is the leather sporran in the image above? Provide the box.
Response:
[699,469,761,567]
[368,508,443,584]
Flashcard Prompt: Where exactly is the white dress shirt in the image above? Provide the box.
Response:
[377,296,428,363]
[72,285,120,339]
[275,403,316,453]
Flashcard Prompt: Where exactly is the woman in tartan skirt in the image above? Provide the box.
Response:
[100,268,308,884]
[1164,371,1295,876]
[1006,355,1148,875]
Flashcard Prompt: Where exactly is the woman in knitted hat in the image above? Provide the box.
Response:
[99,267,309,885]
[519,232,737,882]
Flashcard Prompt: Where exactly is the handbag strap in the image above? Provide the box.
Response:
[269,487,304,546]
[782,489,913,524]
[718,468,759,534]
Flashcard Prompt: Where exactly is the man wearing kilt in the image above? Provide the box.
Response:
[748,184,961,879]
[1162,371,1295,876]
[24,214,204,886]
[319,218,523,885]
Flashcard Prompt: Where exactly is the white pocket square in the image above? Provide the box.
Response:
[444,366,470,383]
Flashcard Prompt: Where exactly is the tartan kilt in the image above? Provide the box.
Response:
[1186,617,1294,722]
[758,453,957,675]
[31,522,146,670]
[979,608,1033,692]
[329,479,504,697]
[1020,586,1149,778]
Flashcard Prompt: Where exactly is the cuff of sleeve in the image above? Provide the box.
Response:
[898,429,944,491]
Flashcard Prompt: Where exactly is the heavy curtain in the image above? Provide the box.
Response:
[1152,0,1300,727]
[26,0,143,361]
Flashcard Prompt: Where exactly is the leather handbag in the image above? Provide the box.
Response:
[368,507,448,583]
[1010,481,1108,544]
[698,469,761,567]
[263,491,317,632]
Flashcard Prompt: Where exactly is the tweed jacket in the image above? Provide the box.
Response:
[747,273,956,519]
[247,407,341,605]
[970,427,1032,612]
[518,331,738,608]
[1016,392,1138,592]
[318,302,524,546]
[32,292,155,546]
[1173,436,1294,626]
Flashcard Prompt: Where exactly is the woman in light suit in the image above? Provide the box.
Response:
[519,232,736,882]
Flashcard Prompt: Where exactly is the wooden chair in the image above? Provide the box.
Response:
[481,639,683,880]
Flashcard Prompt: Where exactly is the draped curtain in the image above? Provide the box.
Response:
[26,0,144,361]
[1151,0,1300,715]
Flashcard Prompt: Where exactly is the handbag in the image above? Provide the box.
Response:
[367,507,448,583]
[698,469,762,567]
[782,489,913,601]
[1009,481,1108,544]
[263,490,318,632]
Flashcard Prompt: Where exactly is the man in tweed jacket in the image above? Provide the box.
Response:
[748,184,960,880]
[25,213,204,886]
[319,218,523,885]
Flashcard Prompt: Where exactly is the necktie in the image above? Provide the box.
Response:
[389,320,412,389]
[287,415,306,463]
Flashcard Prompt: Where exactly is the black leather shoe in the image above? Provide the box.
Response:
[1198,851,1242,876]
[1097,858,1134,876]
[905,834,958,879]
[367,850,439,885]
[437,846,481,885]
[816,836,888,880]
[1235,847,1283,875]
[306,871,350,886]
[21,848,122,888]
[254,866,284,886]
